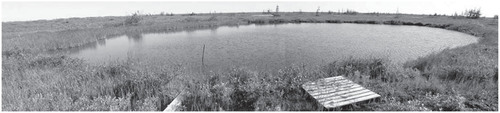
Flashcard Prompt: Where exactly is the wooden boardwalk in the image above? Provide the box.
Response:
[302,76,380,108]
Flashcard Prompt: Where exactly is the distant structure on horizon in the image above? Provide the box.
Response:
[276,5,279,13]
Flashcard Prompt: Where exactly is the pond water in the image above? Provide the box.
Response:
[64,23,478,72]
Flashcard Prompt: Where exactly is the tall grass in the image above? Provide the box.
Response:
[179,57,494,111]
[2,51,184,111]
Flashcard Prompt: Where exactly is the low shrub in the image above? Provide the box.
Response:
[124,13,141,26]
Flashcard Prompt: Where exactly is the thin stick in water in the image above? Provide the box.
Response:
[202,44,205,67]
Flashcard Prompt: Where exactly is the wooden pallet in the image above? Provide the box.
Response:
[302,76,380,109]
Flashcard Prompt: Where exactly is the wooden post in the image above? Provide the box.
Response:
[202,44,205,67]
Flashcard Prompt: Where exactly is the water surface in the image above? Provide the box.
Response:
[64,23,478,72]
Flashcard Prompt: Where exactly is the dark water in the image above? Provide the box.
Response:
[63,23,477,72]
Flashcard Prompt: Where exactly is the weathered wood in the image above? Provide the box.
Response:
[302,76,380,109]
[164,91,188,111]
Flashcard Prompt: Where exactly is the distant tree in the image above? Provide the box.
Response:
[394,8,400,18]
[463,8,481,19]
[344,9,358,15]
[452,12,463,19]
[316,6,320,16]
[276,5,279,13]
[273,5,281,17]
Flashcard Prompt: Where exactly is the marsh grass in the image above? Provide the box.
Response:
[2,12,497,111]
[2,51,184,111]
[176,56,495,111]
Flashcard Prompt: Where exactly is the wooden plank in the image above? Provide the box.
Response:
[164,91,188,111]
[324,93,380,108]
[304,83,361,94]
[301,76,380,109]
[302,81,354,91]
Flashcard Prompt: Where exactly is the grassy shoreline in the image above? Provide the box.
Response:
[2,12,497,111]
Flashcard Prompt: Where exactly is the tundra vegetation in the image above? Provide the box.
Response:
[2,11,498,111]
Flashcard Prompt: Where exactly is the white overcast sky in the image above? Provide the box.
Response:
[1,0,498,22]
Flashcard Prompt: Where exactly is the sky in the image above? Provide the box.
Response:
[1,0,498,22]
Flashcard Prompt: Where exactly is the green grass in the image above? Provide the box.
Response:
[2,12,497,111]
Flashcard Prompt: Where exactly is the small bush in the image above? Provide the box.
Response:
[124,12,141,26]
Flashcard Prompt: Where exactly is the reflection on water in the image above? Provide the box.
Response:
[126,33,143,43]
[62,23,478,72]
[64,40,100,55]
[97,39,106,46]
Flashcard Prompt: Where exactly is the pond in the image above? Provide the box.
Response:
[63,23,478,72]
